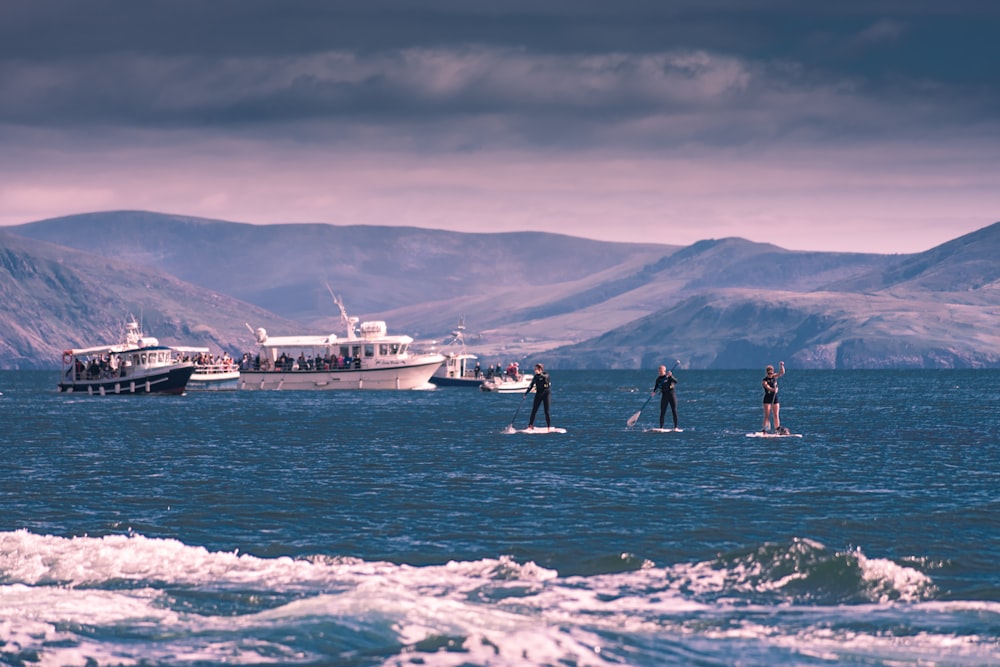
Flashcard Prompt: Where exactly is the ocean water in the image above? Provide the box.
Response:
[0,368,997,666]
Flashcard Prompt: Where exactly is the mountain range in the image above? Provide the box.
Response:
[3,211,999,370]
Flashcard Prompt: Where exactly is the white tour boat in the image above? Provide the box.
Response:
[479,362,533,393]
[239,296,444,391]
[58,316,195,396]
[479,373,534,393]
[173,347,241,391]
[430,319,483,388]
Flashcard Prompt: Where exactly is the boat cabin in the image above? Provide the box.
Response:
[248,322,415,372]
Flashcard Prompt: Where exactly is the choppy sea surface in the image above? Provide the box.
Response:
[0,368,997,666]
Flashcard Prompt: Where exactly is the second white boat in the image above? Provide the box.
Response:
[239,296,444,391]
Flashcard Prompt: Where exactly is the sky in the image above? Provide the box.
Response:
[1,1,999,254]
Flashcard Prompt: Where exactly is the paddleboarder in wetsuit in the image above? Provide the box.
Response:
[761,361,785,433]
[653,365,678,430]
[525,363,551,430]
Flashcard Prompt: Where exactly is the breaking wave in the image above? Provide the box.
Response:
[2,530,996,666]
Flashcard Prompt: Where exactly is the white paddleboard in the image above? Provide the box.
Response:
[746,431,802,438]
[647,428,683,433]
[509,427,567,434]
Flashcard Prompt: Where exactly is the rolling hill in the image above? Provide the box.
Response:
[0,229,297,369]
[12,211,674,323]
[4,211,999,369]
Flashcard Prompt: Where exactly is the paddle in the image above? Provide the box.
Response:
[503,393,528,434]
[626,360,679,428]
[625,394,654,429]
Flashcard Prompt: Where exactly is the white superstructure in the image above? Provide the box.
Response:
[239,295,444,391]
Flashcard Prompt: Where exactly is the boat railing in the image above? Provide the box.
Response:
[247,357,363,372]
[191,361,240,375]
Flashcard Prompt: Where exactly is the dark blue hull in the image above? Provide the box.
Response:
[429,375,484,387]
[58,365,194,395]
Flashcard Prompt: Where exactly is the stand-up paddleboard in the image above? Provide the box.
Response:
[647,427,683,433]
[507,426,567,434]
[746,431,802,438]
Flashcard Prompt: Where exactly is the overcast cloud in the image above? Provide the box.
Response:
[1,1,998,252]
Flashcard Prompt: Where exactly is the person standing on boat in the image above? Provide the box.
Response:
[525,363,552,430]
[761,361,785,433]
[653,364,678,430]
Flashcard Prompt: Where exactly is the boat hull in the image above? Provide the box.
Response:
[187,370,241,391]
[480,375,533,393]
[238,358,442,391]
[430,351,482,388]
[57,365,195,396]
[429,375,484,388]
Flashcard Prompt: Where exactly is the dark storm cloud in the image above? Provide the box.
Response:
[2,1,998,252]
[1,1,998,140]
[3,2,998,69]
[0,11,991,168]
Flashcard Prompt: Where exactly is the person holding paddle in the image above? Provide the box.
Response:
[653,364,679,430]
[761,361,785,433]
[525,363,552,430]
[626,360,680,428]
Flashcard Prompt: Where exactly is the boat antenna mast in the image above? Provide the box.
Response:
[449,316,467,348]
[326,283,359,340]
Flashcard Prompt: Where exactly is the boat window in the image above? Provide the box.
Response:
[364,344,375,358]
[379,344,389,356]
[398,343,407,354]
[141,353,147,364]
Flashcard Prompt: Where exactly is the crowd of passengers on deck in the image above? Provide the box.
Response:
[67,356,122,381]
[243,351,363,371]
[476,362,525,381]
[184,351,236,369]
[67,349,238,382]
[66,351,166,381]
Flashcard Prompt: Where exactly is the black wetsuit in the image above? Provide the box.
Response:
[762,375,778,404]
[526,372,551,428]
[654,373,678,429]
